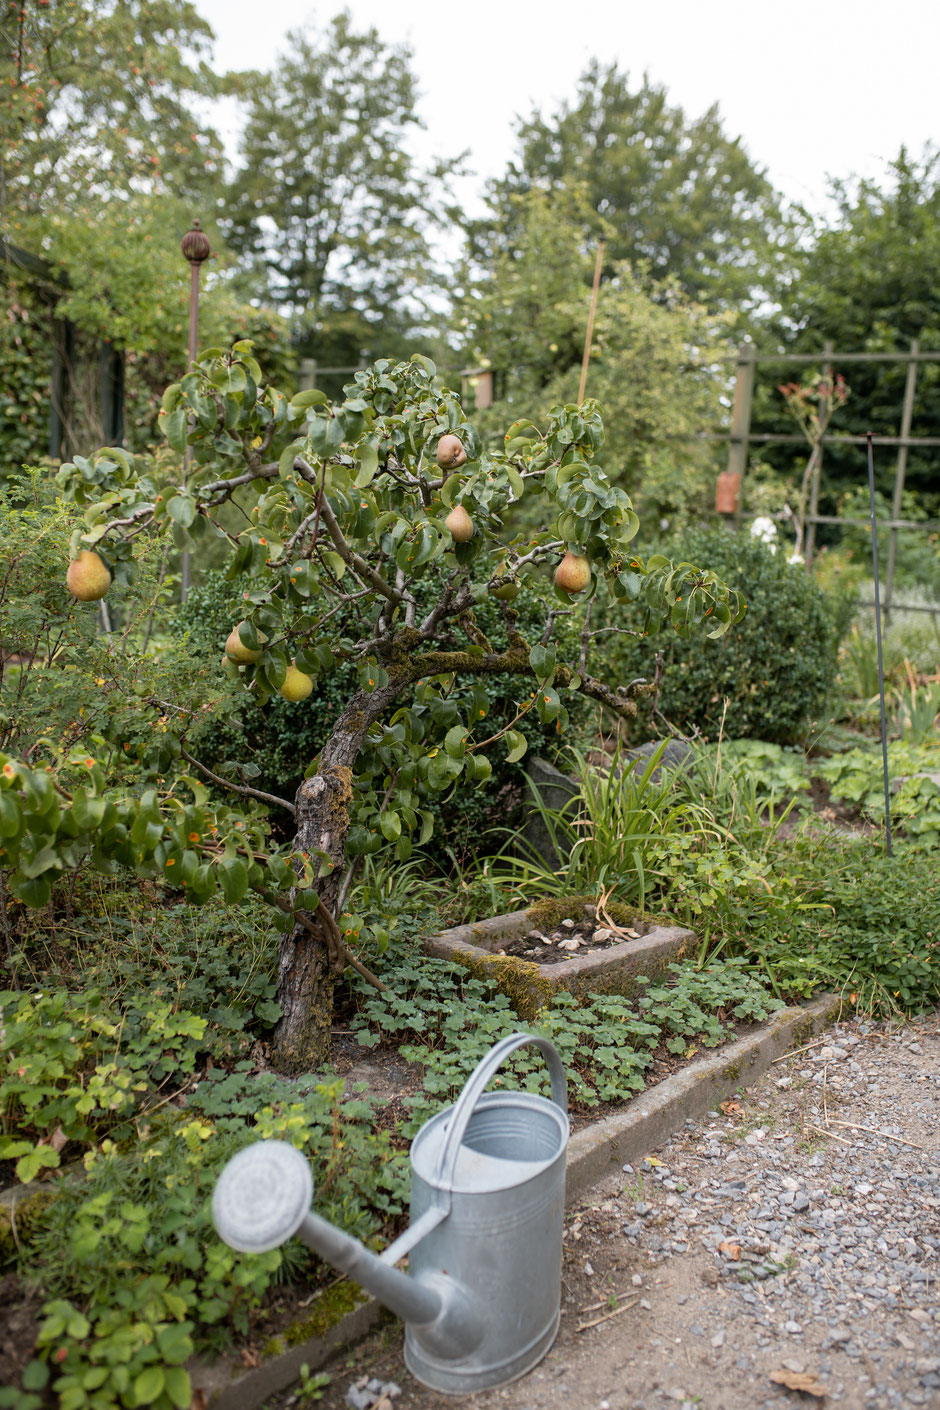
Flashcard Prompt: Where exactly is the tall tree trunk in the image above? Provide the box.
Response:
[271,679,401,1072]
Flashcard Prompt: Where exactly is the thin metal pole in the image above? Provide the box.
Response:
[866,433,893,856]
[180,261,200,602]
[577,241,605,405]
[179,219,210,603]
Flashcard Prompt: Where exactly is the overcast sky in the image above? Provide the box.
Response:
[197,0,938,218]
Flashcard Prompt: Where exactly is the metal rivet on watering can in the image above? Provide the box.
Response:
[212,1033,569,1394]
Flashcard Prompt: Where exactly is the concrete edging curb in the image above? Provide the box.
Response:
[192,992,845,1407]
[565,991,844,1200]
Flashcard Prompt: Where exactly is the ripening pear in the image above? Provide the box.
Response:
[437,433,467,469]
[445,504,474,543]
[554,551,592,595]
[66,550,111,602]
[225,623,262,664]
[279,663,314,702]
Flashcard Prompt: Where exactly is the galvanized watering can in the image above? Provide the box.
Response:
[212,1032,569,1394]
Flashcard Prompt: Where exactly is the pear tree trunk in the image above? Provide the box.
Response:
[271,679,401,1072]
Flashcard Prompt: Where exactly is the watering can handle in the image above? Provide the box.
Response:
[433,1033,567,1191]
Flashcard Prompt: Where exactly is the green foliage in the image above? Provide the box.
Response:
[223,12,452,358]
[600,526,853,743]
[0,472,101,752]
[817,738,940,845]
[8,1075,407,1409]
[38,349,740,907]
[488,62,789,316]
[0,280,50,472]
[454,185,732,521]
[0,986,207,1182]
[720,837,940,1015]
[15,889,282,1057]
[764,146,940,513]
[349,951,782,1121]
[494,741,715,909]
[1,0,225,219]
[175,567,592,860]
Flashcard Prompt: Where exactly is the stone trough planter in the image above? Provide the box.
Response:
[424,897,695,1018]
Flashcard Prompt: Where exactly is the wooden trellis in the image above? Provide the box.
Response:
[716,341,940,620]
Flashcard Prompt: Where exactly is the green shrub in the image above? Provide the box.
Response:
[596,526,853,743]
[175,570,592,856]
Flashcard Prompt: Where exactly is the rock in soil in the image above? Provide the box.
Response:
[300,1008,940,1410]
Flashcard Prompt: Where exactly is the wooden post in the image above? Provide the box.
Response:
[49,318,73,458]
[725,343,756,518]
[883,339,919,624]
[804,340,833,567]
[577,241,605,405]
[299,358,318,391]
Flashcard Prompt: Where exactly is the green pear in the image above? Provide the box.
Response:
[445,504,474,543]
[66,550,111,602]
[225,623,262,664]
[279,664,313,702]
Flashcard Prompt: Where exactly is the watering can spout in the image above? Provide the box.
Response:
[211,1141,485,1361]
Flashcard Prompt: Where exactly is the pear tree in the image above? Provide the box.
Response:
[2,347,743,1070]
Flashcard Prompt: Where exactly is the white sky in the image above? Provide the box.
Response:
[197,0,939,218]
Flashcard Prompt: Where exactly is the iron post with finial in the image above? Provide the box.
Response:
[179,219,211,601]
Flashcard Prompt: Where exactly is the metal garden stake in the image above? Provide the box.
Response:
[866,432,893,855]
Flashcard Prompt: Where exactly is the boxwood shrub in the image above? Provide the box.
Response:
[595,526,853,744]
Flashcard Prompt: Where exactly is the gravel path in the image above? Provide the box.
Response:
[303,1009,940,1410]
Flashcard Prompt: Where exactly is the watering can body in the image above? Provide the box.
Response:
[405,1080,568,1391]
[212,1033,569,1395]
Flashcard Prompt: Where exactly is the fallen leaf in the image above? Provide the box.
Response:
[718,1240,741,1260]
[770,1369,829,1398]
[721,1099,743,1115]
[48,1125,68,1153]
[239,1348,261,1369]
[190,1391,208,1410]
[644,1156,664,1167]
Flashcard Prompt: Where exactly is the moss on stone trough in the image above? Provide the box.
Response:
[263,1279,369,1360]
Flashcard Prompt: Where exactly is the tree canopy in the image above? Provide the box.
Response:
[223,13,455,370]
[453,184,733,521]
[0,0,226,222]
[486,61,789,316]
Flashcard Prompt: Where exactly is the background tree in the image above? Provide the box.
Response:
[0,0,226,223]
[224,13,457,387]
[483,61,791,318]
[452,184,734,521]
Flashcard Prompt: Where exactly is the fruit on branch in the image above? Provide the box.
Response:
[445,504,474,542]
[279,663,314,702]
[437,433,467,469]
[554,551,591,595]
[66,550,111,601]
[225,623,263,664]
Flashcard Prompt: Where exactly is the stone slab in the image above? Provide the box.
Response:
[425,906,696,1016]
